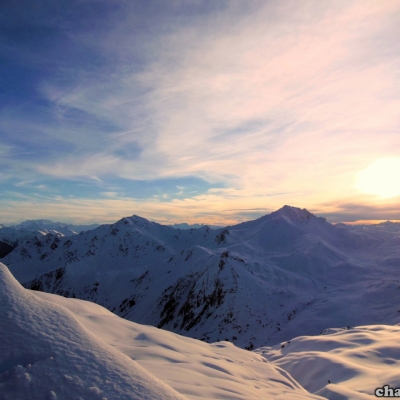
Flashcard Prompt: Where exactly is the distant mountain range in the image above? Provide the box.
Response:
[2,205,400,350]
[0,219,100,256]
[2,219,99,236]
[167,223,223,230]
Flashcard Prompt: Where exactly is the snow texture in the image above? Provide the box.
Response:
[32,289,323,399]
[256,324,400,398]
[0,263,187,400]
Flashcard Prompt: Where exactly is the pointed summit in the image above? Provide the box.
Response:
[272,205,321,223]
[117,214,155,229]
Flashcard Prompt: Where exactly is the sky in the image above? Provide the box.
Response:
[1,0,400,225]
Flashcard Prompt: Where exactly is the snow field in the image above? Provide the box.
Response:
[257,325,400,398]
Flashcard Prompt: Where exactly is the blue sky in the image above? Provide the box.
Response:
[1,0,400,224]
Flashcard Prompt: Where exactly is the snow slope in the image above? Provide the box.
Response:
[0,262,188,400]
[4,206,400,349]
[0,262,322,399]
[256,325,400,399]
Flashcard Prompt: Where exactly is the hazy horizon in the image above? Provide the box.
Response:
[1,204,400,227]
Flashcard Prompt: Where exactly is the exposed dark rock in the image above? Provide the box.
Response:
[215,229,229,244]
[0,240,15,258]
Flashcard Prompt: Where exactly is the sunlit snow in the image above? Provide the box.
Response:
[2,206,400,399]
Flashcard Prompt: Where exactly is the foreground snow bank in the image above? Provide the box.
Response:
[0,262,187,400]
[33,289,322,399]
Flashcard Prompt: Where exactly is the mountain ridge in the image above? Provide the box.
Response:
[3,205,400,349]
[8,219,100,235]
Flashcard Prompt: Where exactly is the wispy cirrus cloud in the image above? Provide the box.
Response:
[1,0,400,223]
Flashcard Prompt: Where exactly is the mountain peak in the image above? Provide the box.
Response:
[272,205,321,223]
[14,219,55,227]
[117,215,153,228]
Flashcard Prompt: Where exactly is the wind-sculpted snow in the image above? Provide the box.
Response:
[3,206,400,349]
[0,262,187,400]
[256,324,400,398]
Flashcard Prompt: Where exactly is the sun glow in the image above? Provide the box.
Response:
[356,158,400,198]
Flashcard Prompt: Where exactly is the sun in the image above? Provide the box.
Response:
[355,158,400,198]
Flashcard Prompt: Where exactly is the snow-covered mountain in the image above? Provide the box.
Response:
[339,220,400,233]
[9,219,99,236]
[3,205,400,349]
[168,222,223,230]
[2,261,400,399]
[0,220,99,256]
[0,226,48,248]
